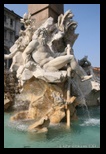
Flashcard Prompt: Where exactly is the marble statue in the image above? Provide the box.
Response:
[5,13,34,71]
[78,56,91,67]
[4,10,94,87]
[4,48,18,60]
[21,28,92,81]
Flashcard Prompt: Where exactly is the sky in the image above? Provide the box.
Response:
[4,4,100,67]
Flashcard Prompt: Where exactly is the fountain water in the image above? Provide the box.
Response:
[84,103,91,119]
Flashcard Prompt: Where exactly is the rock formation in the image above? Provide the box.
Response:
[4,70,20,111]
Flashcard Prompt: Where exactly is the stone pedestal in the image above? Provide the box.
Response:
[28,4,64,28]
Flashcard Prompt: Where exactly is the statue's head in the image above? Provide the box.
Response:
[38,28,48,45]
[83,56,88,61]
[23,13,28,20]
[38,28,48,37]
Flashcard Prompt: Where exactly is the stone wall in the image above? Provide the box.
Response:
[4,70,20,111]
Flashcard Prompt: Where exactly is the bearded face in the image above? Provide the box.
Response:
[38,30,48,45]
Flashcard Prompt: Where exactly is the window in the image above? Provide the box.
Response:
[4,29,7,39]
[4,15,6,22]
[4,49,12,69]
[10,31,13,41]
[10,18,13,26]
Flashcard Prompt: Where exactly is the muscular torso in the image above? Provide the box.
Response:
[32,44,54,66]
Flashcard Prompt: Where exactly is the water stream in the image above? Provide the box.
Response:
[82,104,91,119]
[4,106,100,148]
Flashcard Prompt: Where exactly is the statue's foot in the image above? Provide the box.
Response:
[81,75,92,82]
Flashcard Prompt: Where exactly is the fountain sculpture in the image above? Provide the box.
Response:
[4,10,100,132]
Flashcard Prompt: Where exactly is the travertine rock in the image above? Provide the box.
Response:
[4,97,11,111]
[10,76,78,126]
[28,116,50,132]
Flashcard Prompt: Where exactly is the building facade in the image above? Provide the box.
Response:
[4,6,22,69]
